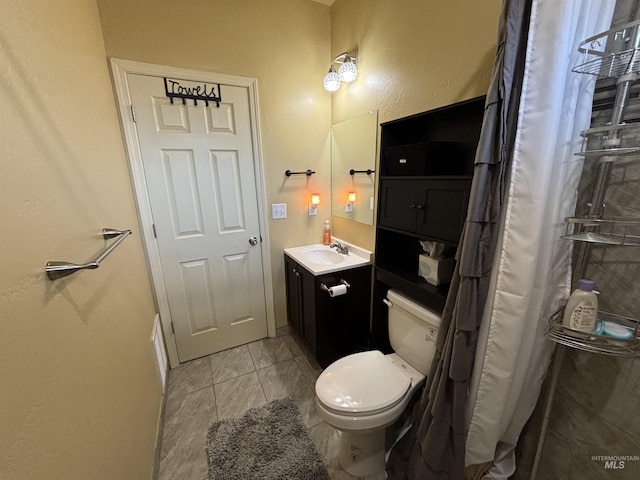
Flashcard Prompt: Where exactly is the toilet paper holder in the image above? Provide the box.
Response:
[320,279,350,292]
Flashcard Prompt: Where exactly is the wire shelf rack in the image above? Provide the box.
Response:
[580,122,640,137]
[573,19,640,79]
[573,48,640,78]
[563,217,640,246]
[574,146,640,157]
[546,309,640,357]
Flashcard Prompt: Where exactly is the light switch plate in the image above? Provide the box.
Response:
[272,203,287,219]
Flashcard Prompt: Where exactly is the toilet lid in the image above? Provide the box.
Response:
[316,350,411,414]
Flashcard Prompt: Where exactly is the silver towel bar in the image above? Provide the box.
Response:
[46,228,132,281]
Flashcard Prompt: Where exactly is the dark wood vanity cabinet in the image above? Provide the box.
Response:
[284,253,371,368]
[371,96,485,351]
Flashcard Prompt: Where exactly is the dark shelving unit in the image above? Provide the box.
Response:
[371,96,486,352]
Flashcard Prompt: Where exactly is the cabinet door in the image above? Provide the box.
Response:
[378,179,420,231]
[415,179,471,243]
[300,266,317,354]
[313,265,372,368]
[284,256,301,335]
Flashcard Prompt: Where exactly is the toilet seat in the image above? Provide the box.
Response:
[313,288,438,479]
[317,391,406,418]
[315,350,411,415]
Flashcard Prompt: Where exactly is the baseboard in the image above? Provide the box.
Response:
[152,389,168,480]
[151,314,168,392]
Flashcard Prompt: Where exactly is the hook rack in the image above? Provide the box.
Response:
[285,169,316,177]
[46,228,132,281]
[349,169,375,175]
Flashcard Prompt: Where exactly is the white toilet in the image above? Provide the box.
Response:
[315,289,441,478]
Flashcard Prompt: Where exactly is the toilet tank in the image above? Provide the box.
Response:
[386,289,441,376]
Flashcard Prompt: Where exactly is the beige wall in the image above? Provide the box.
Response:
[97,0,500,328]
[329,0,501,250]
[97,0,333,329]
[0,1,161,479]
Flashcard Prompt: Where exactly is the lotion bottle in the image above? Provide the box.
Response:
[562,279,598,333]
[323,220,331,245]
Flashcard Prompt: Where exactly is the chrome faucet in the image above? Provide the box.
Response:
[330,242,350,254]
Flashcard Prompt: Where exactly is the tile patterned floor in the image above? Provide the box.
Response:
[158,331,374,480]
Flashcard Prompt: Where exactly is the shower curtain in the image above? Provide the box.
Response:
[464,0,615,478]
[387,0,615,479]
[387,0,531,478]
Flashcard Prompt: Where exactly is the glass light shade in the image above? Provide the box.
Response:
[338,59,358,83]
[347,192,357,202]
[323,66,341,92]
[310,193,321,205]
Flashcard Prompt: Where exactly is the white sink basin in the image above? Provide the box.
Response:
[303,249,344,265]
[284,240,372,276]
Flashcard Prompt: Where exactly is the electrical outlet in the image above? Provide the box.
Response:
[272,203,287,219]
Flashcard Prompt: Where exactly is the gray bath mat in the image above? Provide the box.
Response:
[206,398,330,480]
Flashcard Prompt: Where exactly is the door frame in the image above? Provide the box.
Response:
[109,58,276,368]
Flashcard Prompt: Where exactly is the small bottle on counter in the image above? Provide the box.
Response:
[562,279,598,333]
[323,220,331,245]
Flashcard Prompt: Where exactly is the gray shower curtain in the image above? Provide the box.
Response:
[386,0,532,478]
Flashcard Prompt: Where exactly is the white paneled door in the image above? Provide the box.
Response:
[128,74,267,362]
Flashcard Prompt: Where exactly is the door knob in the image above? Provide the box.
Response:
[249,236,258,246]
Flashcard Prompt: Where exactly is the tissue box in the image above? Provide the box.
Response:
[419,254,454,286]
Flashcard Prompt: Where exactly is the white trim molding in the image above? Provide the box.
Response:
[151,314,168,392]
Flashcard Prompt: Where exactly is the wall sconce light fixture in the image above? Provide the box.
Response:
[309,193,320,216]
[345,191,356,212]
[323,65,341,92]
[323,51,358,92]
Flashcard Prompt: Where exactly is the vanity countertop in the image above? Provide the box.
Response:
[284,238,372,276]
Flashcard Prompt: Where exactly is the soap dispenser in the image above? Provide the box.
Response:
[323,220,331,245]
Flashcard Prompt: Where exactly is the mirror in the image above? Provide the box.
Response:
[331,110,378,225]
